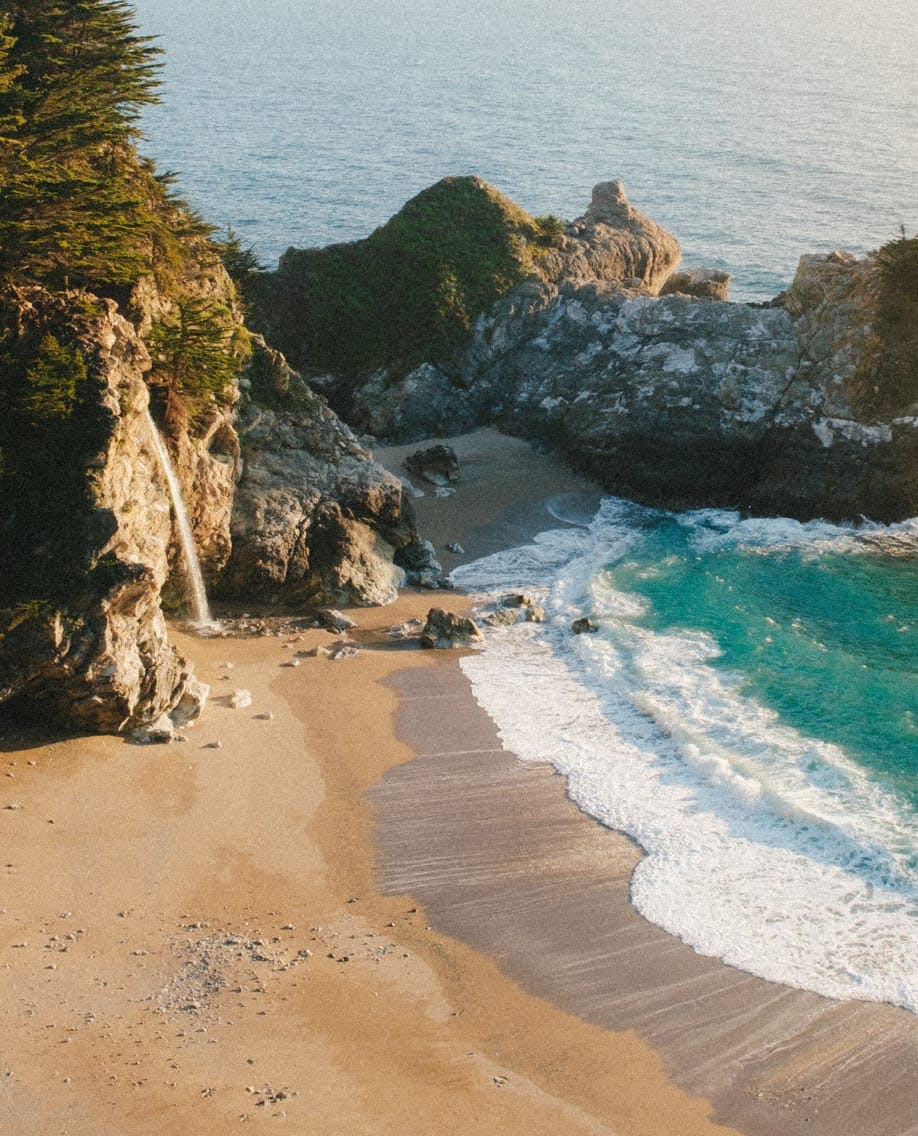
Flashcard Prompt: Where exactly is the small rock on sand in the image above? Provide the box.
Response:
[421,609,483,649]
[228,689,253,709]
[315,609,358,633]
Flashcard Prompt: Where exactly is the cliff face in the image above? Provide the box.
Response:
[246,178,681,443]
[0,288,204,733]
[0,280,422,734]
[220,336,418,606]
[462,250,918,520]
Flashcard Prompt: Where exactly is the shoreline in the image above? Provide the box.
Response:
[375,429,918,1136]
[0,428,914,1134]
[0,600,737,1136]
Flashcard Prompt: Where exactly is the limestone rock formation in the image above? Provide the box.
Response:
[219,340,422,606]
[246,177,681,444]
[660,267,733,302]
[0,289,204,733]
[460,251,918,520]
[554,180,682,294]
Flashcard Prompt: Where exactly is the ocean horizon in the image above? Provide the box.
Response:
[132,0,918,301]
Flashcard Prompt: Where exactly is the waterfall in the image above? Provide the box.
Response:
[145,407,214,627]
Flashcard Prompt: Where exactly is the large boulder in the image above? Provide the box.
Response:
[420,608,483,649]
[346,363,475,443]
[219,339,420,606]
[660,267,733,302]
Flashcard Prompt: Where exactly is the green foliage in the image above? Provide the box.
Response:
[530,214,566,246]
[19,333,88,423]
[0,599,55,633]
[852,231,918,418]
[217,226,264,286]
[0,1,219,297]
[253,176,547,375]
[149,297,251,404]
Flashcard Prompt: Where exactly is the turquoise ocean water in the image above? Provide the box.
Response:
[131,0,918,1008]
[453,506,918,1010]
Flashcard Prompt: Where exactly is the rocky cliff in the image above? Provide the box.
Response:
[248,175,915,521]
[220,336,419,607]
[460,247,918,520]
[0,279,423,734]
[0,287,205,734]
[246,177,681,442]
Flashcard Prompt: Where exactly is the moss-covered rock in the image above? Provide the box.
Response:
[248,175,548,378]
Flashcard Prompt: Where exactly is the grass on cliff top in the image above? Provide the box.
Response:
[256,176,561,375]
[852,232,918,419]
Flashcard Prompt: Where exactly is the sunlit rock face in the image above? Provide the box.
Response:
[0,289,203,734]
[219,336,420,607]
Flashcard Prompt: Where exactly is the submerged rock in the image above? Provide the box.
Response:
[572,618,599,634]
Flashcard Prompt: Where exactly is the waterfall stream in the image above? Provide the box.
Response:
[145,407,214,626]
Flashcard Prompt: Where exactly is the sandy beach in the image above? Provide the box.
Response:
[1,429,915,1135]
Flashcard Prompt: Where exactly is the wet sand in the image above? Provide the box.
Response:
[372,661,918,1136]
[375,429,918,1136]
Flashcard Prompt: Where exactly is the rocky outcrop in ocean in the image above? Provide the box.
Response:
[246,178,682,443]
[252,177,915,521]
[461,248,918,520]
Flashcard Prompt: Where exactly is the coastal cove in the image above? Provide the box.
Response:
[2,2,918,1133]
[0,438,743,1136]
[3,431,915,1136]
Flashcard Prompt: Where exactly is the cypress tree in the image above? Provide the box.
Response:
[0,1,165,289]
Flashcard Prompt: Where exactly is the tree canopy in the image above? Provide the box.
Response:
[0,1,185,290]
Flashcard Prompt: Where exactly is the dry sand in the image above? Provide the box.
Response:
[0,428,914,1135]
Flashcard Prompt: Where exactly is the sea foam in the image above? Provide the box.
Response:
[452,498,918,1012]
